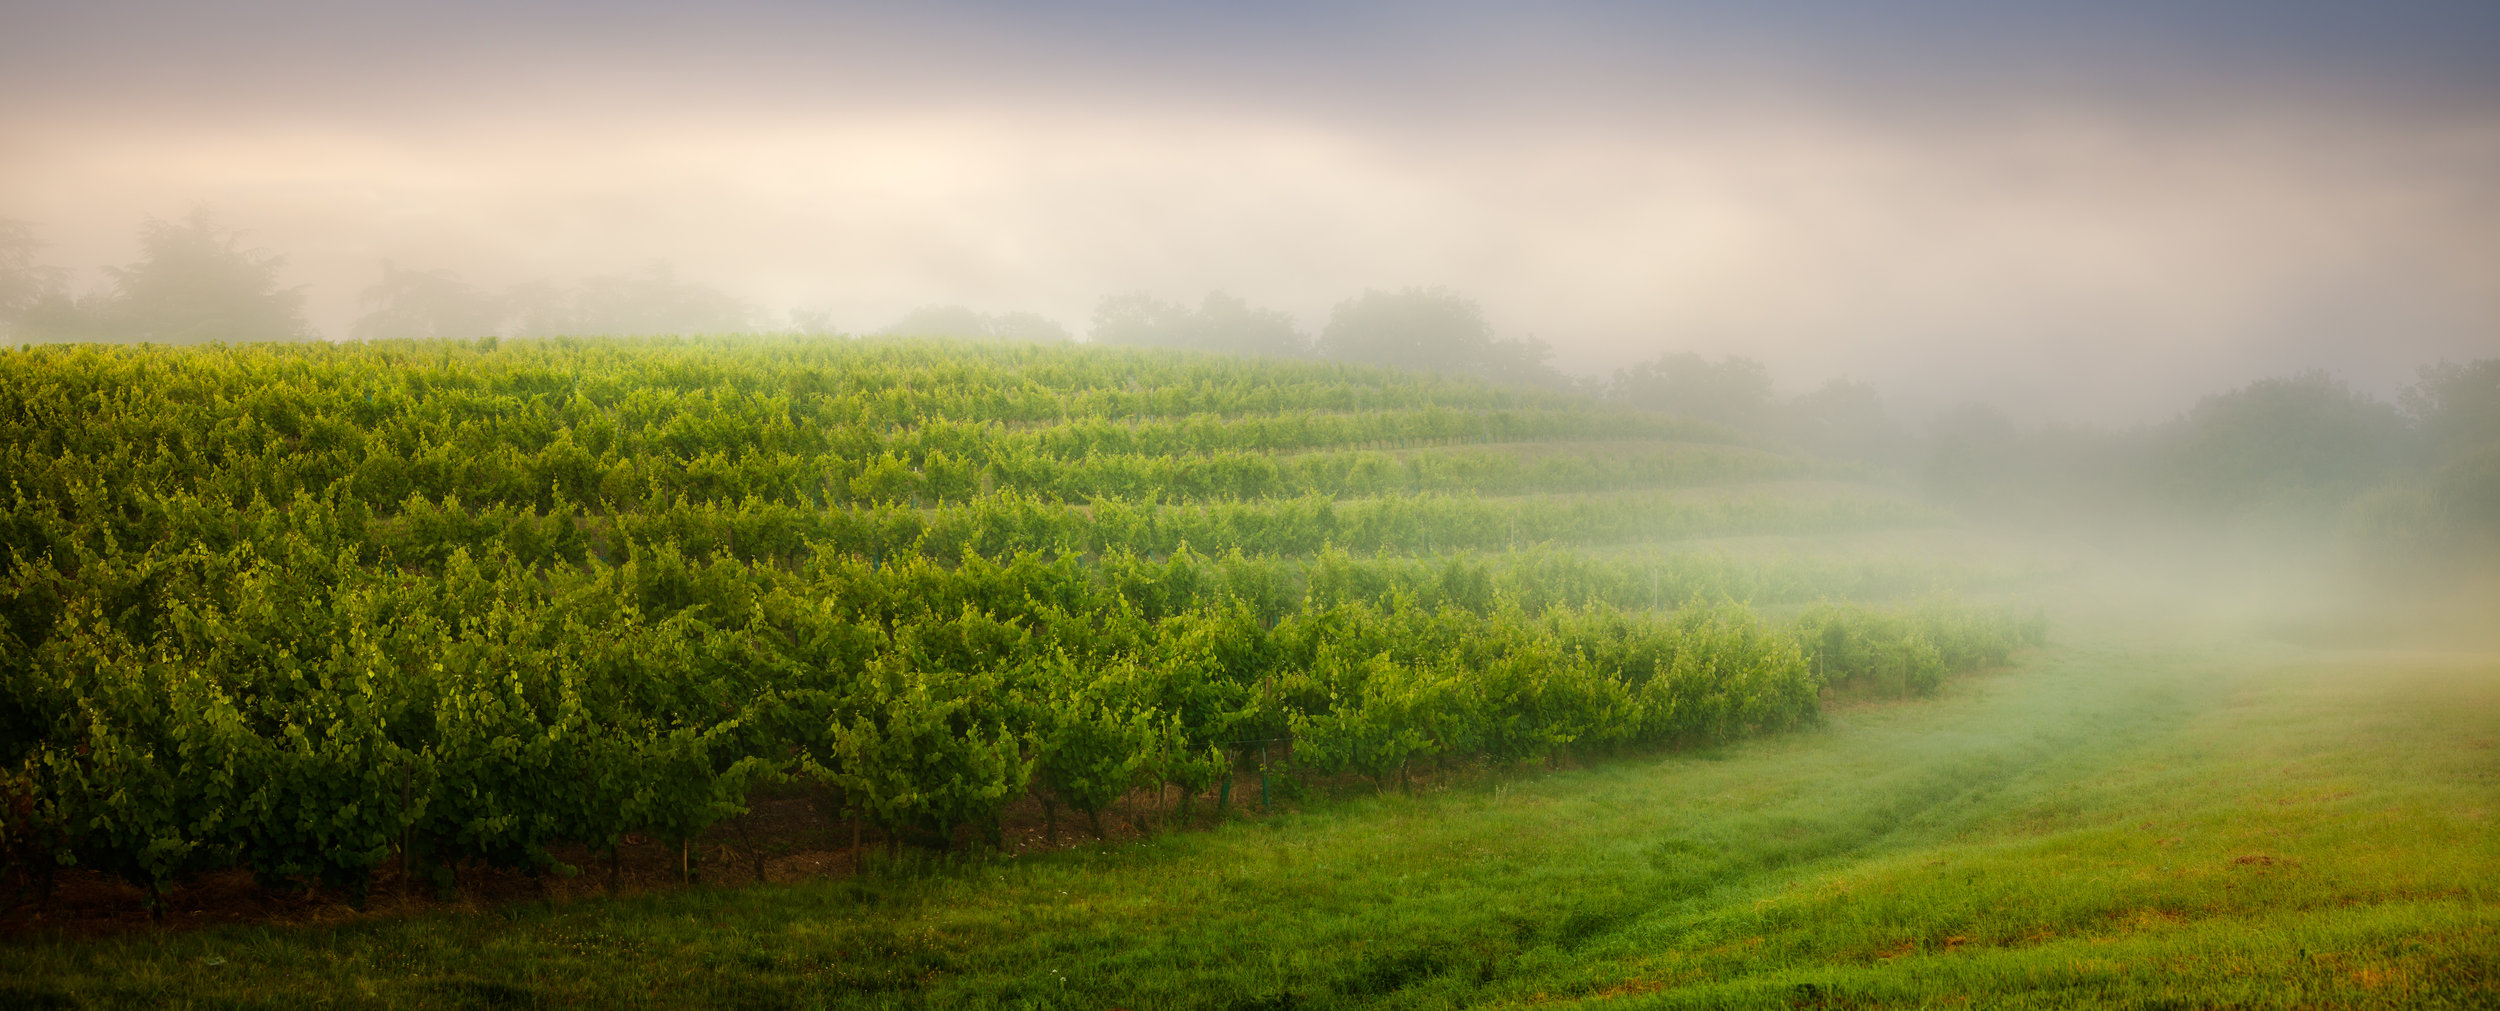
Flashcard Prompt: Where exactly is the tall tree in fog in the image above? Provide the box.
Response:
[94,210,311,342]
[1092,291,1305,357]
[0,220,58,319]
[1192,292,1305,357]
[1091,293,1191,349]
[352,262,505,341]
[2382,358,2500,555]
[2161,371,2410,511]
[1318,287,1485,370]
[1786,377,1898,461]
[1316,287,1555,385]
[1611,352,1774,430]
[2401,358,2500,456]
[0,219,76,340]
[786,308,839,337]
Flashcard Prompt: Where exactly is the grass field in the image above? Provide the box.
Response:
[6,572,2492,1009]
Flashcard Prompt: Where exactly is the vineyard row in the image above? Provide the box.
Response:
[5,481,1938,575]
[0,533,2040,906]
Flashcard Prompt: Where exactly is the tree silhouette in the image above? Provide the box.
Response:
[1317,287,1486,370]
[786,308,839,336]
[353,262,506,341]
[1610,352,1774,429]
[96,210,310,343]
[0,218,78,341]
[2161,371,2410,510]
[0,220,61,318]
[1190,292,1305,358]
[2402,358,2500,457]
[1316,287,1556,385]
[1091,291,1304,357]
[1090,293,1191,349]
[1785,377,1898,462]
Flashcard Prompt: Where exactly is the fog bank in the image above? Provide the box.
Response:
[5,2,2495,423]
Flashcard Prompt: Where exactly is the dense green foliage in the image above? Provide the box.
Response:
[1795,603,2045,697]
[0,337,2031,910]
[5,603,2484,1009]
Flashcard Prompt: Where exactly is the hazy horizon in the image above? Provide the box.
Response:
[5,1,2495,423]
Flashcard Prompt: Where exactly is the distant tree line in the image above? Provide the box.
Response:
[1916,363,2500,577]
[1588,345,2499,568]
[0,211,313,344]
[878,286,1575,393]
[1917,365,2492,515]
[358,262,761,341]
[0,213,786,344]
[1596,349,1898,467]
[9,211,2490,556]
[3,216,1576,393]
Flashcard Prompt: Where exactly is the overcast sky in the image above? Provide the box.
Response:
[4,1,2495,421]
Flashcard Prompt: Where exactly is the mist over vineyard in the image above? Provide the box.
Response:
[0,327,2490,1003]
[5,1,2498,1007]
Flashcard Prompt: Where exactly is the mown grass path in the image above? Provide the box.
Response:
[7,619,2493,1009]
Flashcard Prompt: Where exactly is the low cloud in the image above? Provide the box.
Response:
[4,3,2493,422]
